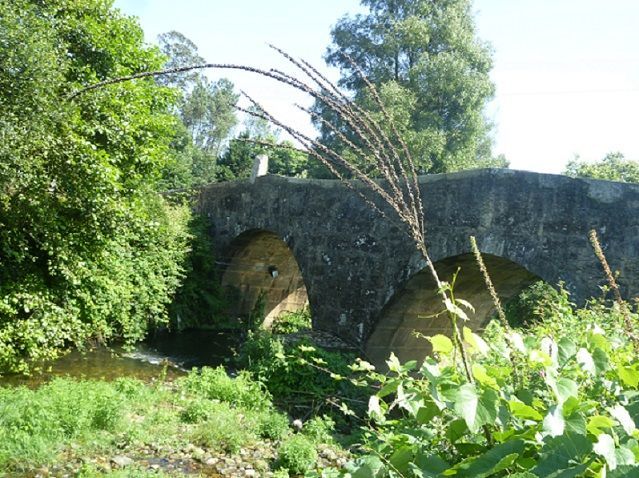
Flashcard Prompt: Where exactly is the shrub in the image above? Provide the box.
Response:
[256,410,290,441]
[303,415,335,444]
[503,280,566,327]
[191,403,258,453]
[325,297,639,476]
[271,308,312,335]
[179,398,212,424]
[179,366,271,411]
[277,435,318,475]
[236,331,363,417]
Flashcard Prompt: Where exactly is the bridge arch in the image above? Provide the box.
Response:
[365,252,541,367]
[220,229,310,328]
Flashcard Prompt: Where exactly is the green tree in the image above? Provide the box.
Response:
[564,152,639,183]
[218,110,310,180]
[157,31,239,187]
[0,0,190,372]
[316,0,505,175]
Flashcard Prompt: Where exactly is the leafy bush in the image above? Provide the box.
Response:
[326,297,639,476]
[179,366,271,411]
[0,379,130,468]
[0,0,191,373]
[180,398,213,424]
[303,415,336,444]
[277,435,318,475]
[168,214,231,330]
[271,308,312,335]
[256,410,291,441]
[236,331,363,417]
[191,403,259,453]
[503,280,567,327]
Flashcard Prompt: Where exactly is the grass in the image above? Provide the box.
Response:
[0,366,343,476]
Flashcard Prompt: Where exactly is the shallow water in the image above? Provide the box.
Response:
[0,329,240,388]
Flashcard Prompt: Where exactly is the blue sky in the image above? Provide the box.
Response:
[114,0,639,174]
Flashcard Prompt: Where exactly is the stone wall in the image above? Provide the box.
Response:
[197,168,639,362]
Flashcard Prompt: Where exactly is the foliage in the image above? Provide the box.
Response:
[0,0,191,373]
[168,214,230,330]
[322,296,639,477]
[0,368,314,474]
[179,365,272,411]
[277,435,318,475]
[271,308,313,335]
[303,415,337,444]
[217,131,311,181]
[236,331,364,418]
[565,152,639,183]
[503,281,565,328]
[315,0,506,176]
[158,30,239,188]
[189,402,285,453]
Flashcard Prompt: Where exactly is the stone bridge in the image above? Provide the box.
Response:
[196,169,639,366]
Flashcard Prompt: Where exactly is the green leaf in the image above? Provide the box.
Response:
[593,347,610,373]
[533,433,592,477]
[558,338,577,365]
[416,401,441,424]
[456,299,475,313]
[412,454,449,478]
[555,378,579,404]
[472,363,499,389]
[445,298,469,321]
[463,327,489,356]
[451,440,525,478]
[509,400,543,421]
[576,348,596,375]
[445,418,469,443]
[429,335,454,355]
[453,384,498,433]
[543,405,565,437]
[390,445,413,475]
[347,455,385,478]
[610,405,637,436]
[618,365,639,388]
[594,433,617,470]
[386,352,401,373]
[588,415,616,436]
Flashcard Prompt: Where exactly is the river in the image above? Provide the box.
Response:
[1,329,240,387]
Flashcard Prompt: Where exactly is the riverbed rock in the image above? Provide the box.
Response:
[111,455,134,467]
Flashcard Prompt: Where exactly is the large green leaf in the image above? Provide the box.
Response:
[346,455,385,478]
[453,384,499,434]
[594,433,617,470]
[509,400,543,421]
[451,439,525,477]
[412,454,449,478]
[533,433,592,477]
[557,338,576,366]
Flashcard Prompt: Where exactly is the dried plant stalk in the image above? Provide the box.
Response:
[469,236,508,329]
[588,229,638,347]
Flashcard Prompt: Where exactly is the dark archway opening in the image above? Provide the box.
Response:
[221,230,309,328]
[365,253,541,368]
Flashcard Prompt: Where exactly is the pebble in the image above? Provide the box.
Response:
[111,455,134,467]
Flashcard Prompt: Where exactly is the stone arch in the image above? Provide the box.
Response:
[220,229,310,328]
[365,253,541,368]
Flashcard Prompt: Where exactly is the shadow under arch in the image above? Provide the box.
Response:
[220,229,309,328]
[365,253,541,368]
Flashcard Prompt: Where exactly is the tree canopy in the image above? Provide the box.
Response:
[0,0,190,372]
[564,152,639,183]
[315,0,506,176]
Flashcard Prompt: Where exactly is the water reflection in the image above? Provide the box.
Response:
[0,329,240,388]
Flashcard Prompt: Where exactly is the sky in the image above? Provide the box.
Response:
[113,0,639,174]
